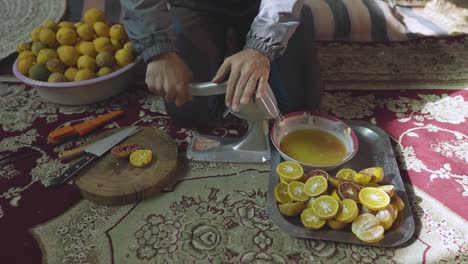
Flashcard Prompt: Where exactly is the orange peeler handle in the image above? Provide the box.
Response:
[73,110,125,136]
[47,110,125,144]
[47,126,77,144]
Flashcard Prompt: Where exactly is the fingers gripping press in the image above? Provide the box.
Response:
[213,49,270,111]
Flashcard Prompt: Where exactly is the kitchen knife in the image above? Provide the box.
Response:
[49,126,139,187]
[58,128,142,161]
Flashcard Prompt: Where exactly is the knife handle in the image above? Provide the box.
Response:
[49,153,97,187]
[58,145,87,161]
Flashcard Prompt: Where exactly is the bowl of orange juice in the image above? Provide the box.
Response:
[270,111,358,171]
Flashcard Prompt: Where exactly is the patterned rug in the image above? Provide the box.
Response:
[0,0,66,60]
[0,82,466,263]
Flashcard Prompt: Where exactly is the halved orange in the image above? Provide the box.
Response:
[359,187,390,211]
[304,176,328,197]
[390,194,405,212]
[376,208,394,230]
[311,195,339,220]
[388,204,399,221]
[352,213,385,243]
[274,182,291,204]
[278,202,304,217]
[360,206,377,215]
[304,169,329,182]
[129,149,152,167]
[326,219,348,230]
[301,208,326,229]
[352,173,372,186]
[335,199,358,223]
[287,181,309,202]
[336,168,356,181]
[277,161,303,183]
[359,167,384,183]
[328,177,347,188]
[330,189,342,202]
[338,182,361,202]
[377,185,395,198]
[305,197,316,209]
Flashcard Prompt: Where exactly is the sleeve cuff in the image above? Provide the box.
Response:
[244,35,282,62]
[141,39,177,63]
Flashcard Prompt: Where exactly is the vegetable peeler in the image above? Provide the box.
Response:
[47,110,124,145]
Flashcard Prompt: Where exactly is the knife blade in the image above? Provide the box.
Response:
[57,128,142,161]
[49,126,139,187]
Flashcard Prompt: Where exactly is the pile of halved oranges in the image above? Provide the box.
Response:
[274,162,405,243]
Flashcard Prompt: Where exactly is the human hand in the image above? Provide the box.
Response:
[146,52,193,107]
[212,48,270,111]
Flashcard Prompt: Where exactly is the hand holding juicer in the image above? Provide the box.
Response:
[186,82,282,163]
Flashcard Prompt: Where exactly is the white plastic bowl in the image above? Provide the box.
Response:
[270,111,359,172]
[12,58,138,105]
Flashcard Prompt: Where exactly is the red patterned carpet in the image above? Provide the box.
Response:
[0,82,466,263]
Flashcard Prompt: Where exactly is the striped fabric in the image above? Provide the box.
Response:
[65,0,465,42]
[304,0,454,41]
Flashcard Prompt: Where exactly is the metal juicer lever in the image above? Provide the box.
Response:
[188,82,282,121]
[188,82,227,96]
[188,82,241,117]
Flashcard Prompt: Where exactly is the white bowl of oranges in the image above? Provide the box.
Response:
[12,8,138,105]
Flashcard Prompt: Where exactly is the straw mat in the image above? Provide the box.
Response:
[0,0,66,60]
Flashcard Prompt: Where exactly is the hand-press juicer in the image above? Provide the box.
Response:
[186,82,282,163]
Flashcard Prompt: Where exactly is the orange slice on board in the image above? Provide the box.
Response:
[338,182,362,202]
[335,199,358,223]
[301,208,326,229]
[277,161,303,183]
[304,176,328,197]
[359,167,384,183]
[352,213,385,243]
[278,202,304,217]
[359,187,390,211]
[129,149,152,167]
[287,181,309,202]
[274,182,292,204]
[311,195,340,220]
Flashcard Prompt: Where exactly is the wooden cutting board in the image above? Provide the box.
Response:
[74,126,177,206]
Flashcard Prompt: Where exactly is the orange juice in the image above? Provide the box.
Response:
[279,129,346,165]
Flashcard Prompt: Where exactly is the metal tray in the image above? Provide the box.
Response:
[266,120,415,247]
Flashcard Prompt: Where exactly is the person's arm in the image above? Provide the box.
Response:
[245,0,303,62]
[213,0,303,110]
[121,0,192,107]
[120,0,176,63]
